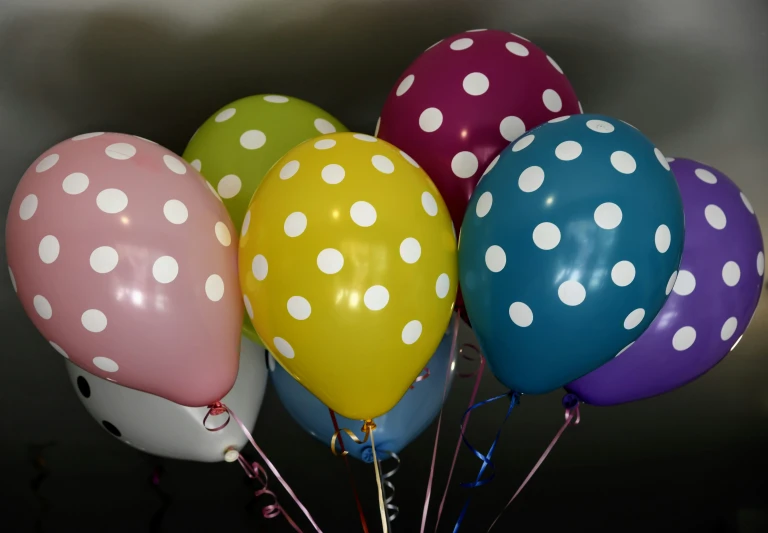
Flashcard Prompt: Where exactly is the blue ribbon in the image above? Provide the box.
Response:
[452,390,520,533]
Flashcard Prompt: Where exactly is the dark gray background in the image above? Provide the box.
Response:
[1,0,767,531]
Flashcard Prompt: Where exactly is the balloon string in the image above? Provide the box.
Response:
[433,344,486,532]
[410,366,430,389]
[486,399,581,532]
[419,312,460,533]
[451,391,520,533]
[369,427,389,533]
[204,402,323,533]
[379,451,401,522]
[328,409,370,533]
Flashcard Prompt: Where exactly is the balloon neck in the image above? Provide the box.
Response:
[562,393,581,409]
[361,419,377,434]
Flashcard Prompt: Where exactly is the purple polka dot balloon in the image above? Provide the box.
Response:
[566,158,764,406]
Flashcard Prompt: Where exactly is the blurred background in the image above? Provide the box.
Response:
[1,0,767,531]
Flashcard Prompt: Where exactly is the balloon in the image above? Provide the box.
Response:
[458,114,684,394]
[378,29,581,232]
[67,336,267,462]
[6,133,241,406]
[239,132,457,420]
[566,158,764,405]
[183,95,348,346]
[270,317,457,460]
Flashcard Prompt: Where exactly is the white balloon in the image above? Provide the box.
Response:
[66,336,267,462]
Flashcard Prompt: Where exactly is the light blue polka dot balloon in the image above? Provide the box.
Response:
[458,114,685,394]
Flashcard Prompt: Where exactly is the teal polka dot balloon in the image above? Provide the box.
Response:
[458,114,685,394]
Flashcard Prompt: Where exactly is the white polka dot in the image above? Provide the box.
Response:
[722,261,741,286]
[163,199,188,224]
[152,256,179,284]
[436,274,450,298]
[243,295,254,319]
[396,74,415,96]
[695,168,717,184]
[611,261,636,286]
[518,166,544,193]
[400,238,421,263]
[450,38,473,50]
[586,119,614,133]
[512,135,534,152]
[354,134,377,142]
[578,102,584,113]
[555,141,582,161]
[542,89,562,112]
[33,295,52,319]
[655,225,671,253]
[286,296,311,320]
[594,202,622,229]
[401,151,419,168]
[240,130,266,150]
[672,326,696,351]
[419,108,443,132]
[705,204,726,229]
[314,138,336,150]
[549,116,570,123]
[90,246,118,273]
[510,32,529,41]
[402,320,423,344]
[82,309,107,332]
[36,154,59,172]
[673,270,696,296]
[350,201,377,227]
[372,155,395,174]
[284,212,307,237]
[206,181,220,200]
[623,308,645,329]
[321,164,345,184]
[558,280,586,306]
[267,354,276,371]
[547,55,564,73]
[317,248,344,274]
[374,117,381,136]
[666,271,678,295]
[9,267,16,293]
[62,173,89,195]
[215,108,236,122]
[758,251,765,276]
[610,151,636,174]
[264,95,289,103]
[485,245,506,272]
[508,302,533,327]
[654,148,670,170]
[721,317,738,341]
[241,211,251,237]
[615,343,634,358]
[96,188,128,214]
[19,194,38,220]
[215,221,231,246]
[280,160,300,179]
[105,143,136,160]
[218,175,242,198]
[50,342,68,358]
[741,192,754,214]
[163,155,187,174]
[666,157,675,163]
[134,136,157,145]
[499,116,526,142]
[252,255,268,280]
[93,357,118,372]
[475,192,493,218]
[364,286,389,311]
[467,28,487,32]
[505,41,529,56]
[38,235,60,264]
[463,73,490,96]
[422,192,438,216]
[190,159,202,171]
[72,132,104,141]
[205,274,225,302]
[483,154,500,178]
[532,222,561,250]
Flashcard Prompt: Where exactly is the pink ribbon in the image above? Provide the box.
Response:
[486,404,581,532]
[204,402,323,533]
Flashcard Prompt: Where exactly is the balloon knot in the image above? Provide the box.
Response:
[561,393,581,410]
[362,419,377,434]
[203,401,231,432]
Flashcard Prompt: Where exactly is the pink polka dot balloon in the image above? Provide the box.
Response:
[378,29,581,231]
[6,132,242,407]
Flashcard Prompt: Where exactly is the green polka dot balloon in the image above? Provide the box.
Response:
[183,94,348,346]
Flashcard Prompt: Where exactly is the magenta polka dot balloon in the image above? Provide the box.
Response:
[378,29,581,231]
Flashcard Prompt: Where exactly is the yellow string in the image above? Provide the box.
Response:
[330,426,370,456]
[369,425,389,533]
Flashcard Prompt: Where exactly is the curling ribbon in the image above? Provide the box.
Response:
[419,311,461,533]
[451,391,521,533]
[204,402,323,533]
[486,395,581,532]
[379,451,401,522]
[410,366,430,389]
[433,344,486,532]
[328,409,370,533]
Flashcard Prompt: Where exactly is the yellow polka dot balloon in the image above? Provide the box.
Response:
[239,132,457,420]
